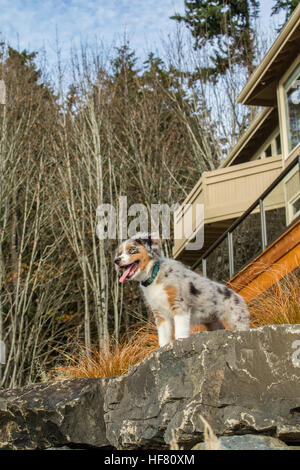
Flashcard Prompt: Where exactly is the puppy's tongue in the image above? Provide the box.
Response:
[119,263,137,283]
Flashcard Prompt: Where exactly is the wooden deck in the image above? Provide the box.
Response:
[173,155,283,263]
[227,218,300,302]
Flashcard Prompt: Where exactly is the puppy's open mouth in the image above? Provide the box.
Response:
[119,261,140,283]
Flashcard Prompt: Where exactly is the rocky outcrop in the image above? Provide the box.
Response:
[0,325,300,450]
[0,378,109,449]
[104,324,300,449]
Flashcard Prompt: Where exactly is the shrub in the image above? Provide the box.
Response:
[248,270,300,328]
[51,322,159,379]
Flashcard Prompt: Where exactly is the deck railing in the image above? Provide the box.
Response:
[192,155,300,283]
[173,156,282,259]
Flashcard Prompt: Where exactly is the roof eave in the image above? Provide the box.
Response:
[220,107,275,168]
[237,3,300,106]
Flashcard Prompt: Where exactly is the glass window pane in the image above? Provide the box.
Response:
[265,144,272,157]
[232,206,262,274]
[264,178,286,246]
[292,196,300,217]
[284,63,300,152]
[285,165,300,225]
[205,236,229,283]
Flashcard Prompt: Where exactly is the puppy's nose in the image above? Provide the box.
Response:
[114,257,121,265]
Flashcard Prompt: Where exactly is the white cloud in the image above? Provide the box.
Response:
[0,0,185,62]
[0,0,280,88]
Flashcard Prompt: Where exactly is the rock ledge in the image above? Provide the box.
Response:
[0,325,299,450]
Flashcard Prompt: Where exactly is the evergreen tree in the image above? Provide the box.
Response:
[142,52,187,102]
[112,41,139,95]
[142,53,169,87]
[1,46,57,162]
[171,0,260,81]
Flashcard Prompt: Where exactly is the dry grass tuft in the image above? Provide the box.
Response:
[51,321,212,380]
[51,322,222,380]
[169,430,181,450]
[200,415,220,450]
[169,416,220,450]
[52,322,159,379]
[248,269,300,328]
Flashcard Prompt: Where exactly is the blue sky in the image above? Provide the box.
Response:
[0,1,185,60]
[0,0,284,78]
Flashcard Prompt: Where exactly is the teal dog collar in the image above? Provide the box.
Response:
[141,261,160,287]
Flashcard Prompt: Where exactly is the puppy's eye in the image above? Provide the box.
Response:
[128,248,138,254]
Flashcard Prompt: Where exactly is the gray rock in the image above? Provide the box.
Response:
[0,378,109,450]
[192,434,289,450]
[0,325,300,450]
[45,446,78,450]
[104,325,300,449]
[45,446,86,450]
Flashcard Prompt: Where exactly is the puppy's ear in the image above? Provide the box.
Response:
[133,232,162,257]
[147,233,161,256]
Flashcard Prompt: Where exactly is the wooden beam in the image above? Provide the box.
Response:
[234,244,300,303]
[228,219,300,301]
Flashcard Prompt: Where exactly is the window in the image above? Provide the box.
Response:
[285,166,300,224]
[292,195,300,216]
[288,193,300,222]
[284,62,300,153]
[255,131,281,160]
[265,144,272,157]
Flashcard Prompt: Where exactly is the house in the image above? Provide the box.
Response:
[173,4,300,302]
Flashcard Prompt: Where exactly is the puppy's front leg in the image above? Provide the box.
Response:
[164,285,190,341]
[154,313,173,347]
[174,311,190,340]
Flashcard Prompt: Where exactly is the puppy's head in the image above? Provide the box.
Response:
[114,233,161,283]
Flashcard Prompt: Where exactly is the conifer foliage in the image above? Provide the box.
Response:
[171,0,260,79]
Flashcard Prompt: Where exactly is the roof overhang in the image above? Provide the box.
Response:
[237,3,300,106]
[221,107,278,167]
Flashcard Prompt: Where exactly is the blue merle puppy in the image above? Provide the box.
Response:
[114,232,250,347]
